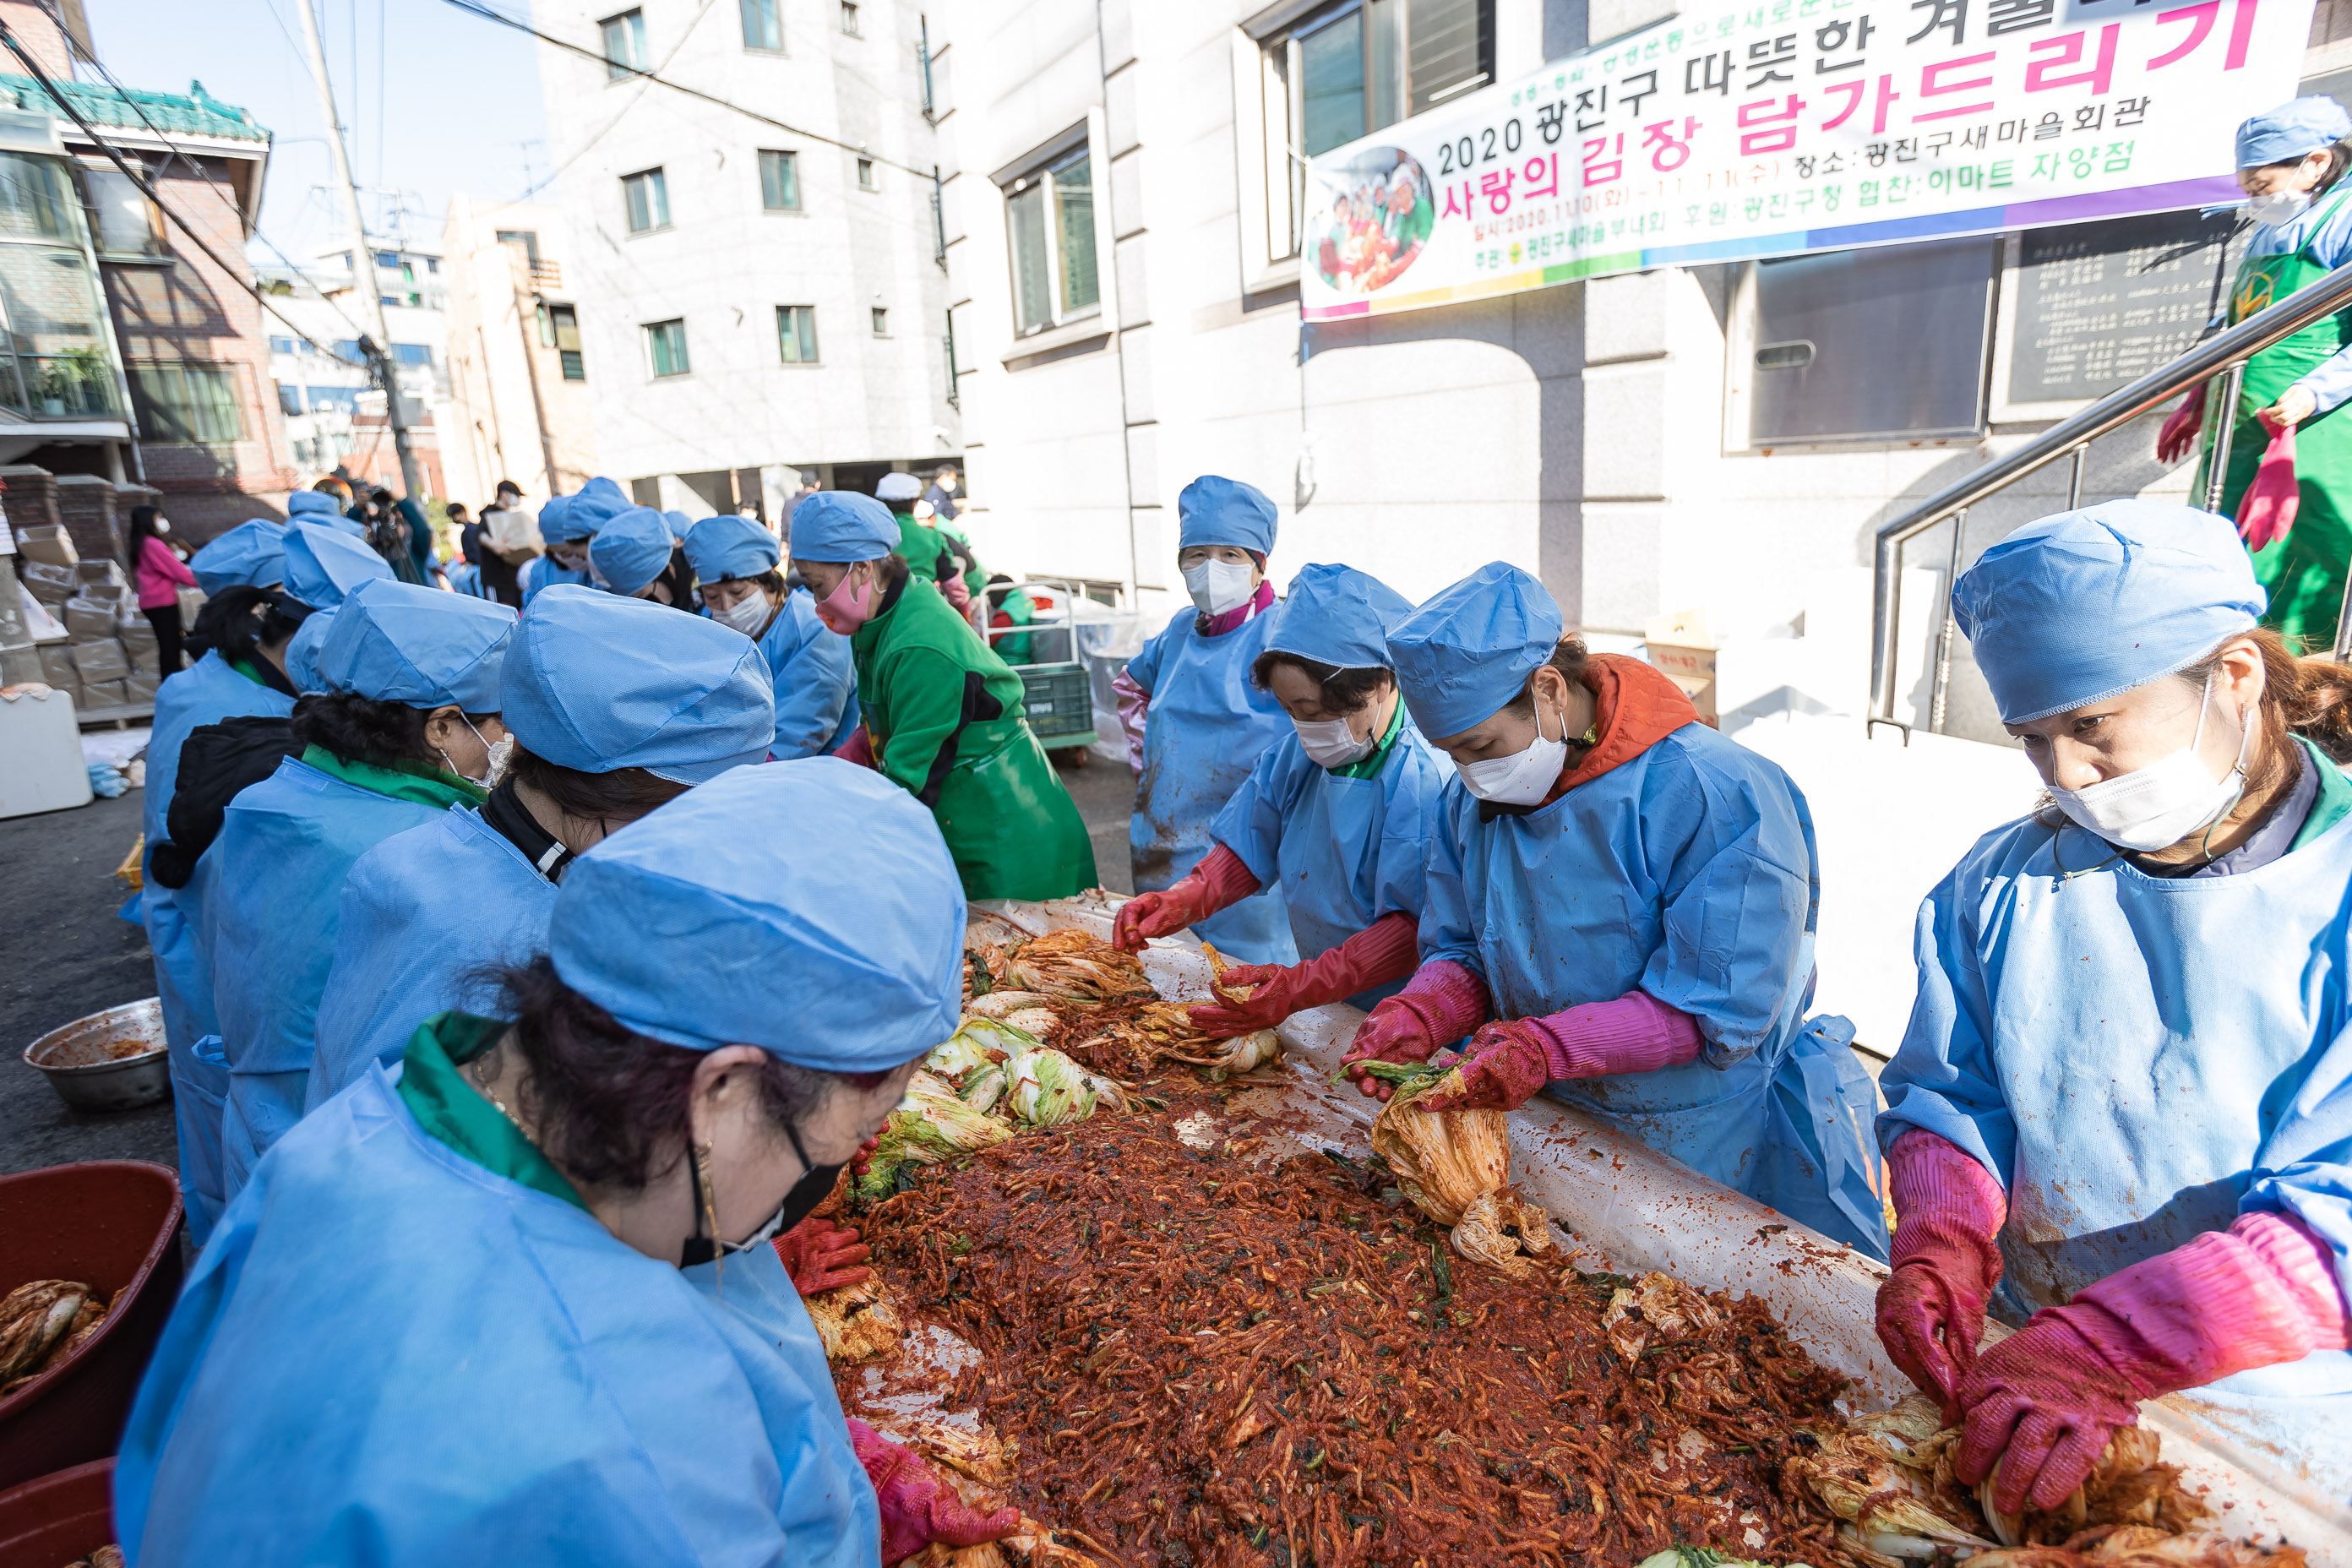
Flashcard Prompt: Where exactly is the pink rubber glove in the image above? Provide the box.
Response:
[2236,413,2300,553]
[1112,667,1149,773]
[1188,911,1420,1038]
[1957,1209,2350,1516]
[1110,843,1260,953]
[1876,1129,2008,1422]
[2155,382,2207,465]
[772,1215,871,1294]
[1341,959,1492,1099]
[849,1418,1021,1565]
[1415,990,1704,1112]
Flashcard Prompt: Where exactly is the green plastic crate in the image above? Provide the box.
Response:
[1018,662,1096,746]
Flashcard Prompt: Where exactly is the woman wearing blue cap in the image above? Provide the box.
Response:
[791,491,1095,898]
[1342,561,1887,1260]
[117,761,1020,1566]
[1876,500,2352,1520]
[198,579,519,1206]
[1110,564,1448,1029]
[307,584,780,1109]
[139,525,304,1246]
[591,504,697,607]
[520,476,633,603]
[2158,95,2352,646]
[1113,475,1297,966]
[685,513,858,758]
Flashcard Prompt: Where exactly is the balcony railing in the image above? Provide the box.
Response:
[531,260,563,289]
[0,352,122,419]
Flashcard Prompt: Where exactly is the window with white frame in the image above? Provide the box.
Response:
[760,150,801,210]
[623,167,671,233]
[741,0,782,51]
[1250,0,1492,264]
[79,166,164,260]
[600,8,647,78]
[645,318,690,378]
[1002,141,1098,338]
[856,157,876,189]
[871,306,889,336]
[777,305,819,363]
[841,1,861,35]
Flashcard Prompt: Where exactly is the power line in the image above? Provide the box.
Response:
[501,0,717,203]
[0,19,368,373]
[439,0,939,182]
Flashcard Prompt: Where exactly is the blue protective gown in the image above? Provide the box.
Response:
[306,808,557,1112]
[1208,711,1450,1008]
[202,757,453,1203]
[748,590,858,759]
[1881,742,2352,1510]
[114,1067,879,1567]
[1125,605,1296,965]
[139,652,295,1247]
[520,556,591,604]
[1420,724,1888,1260]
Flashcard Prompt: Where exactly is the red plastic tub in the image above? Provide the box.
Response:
[0,1458,112,1567]
[0,1162,183,1493]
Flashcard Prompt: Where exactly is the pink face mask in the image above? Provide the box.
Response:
[814,564,878,634]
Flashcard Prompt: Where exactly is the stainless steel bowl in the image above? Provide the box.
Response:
[23,998,172,1112]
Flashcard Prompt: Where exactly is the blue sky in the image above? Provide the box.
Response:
[83,0,549,262]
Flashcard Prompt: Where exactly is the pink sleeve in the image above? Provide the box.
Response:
[152,539,197,587]
[1524,990,1705,1079]
[1887,1126,2010,1279]
[2227,1210,2351,1351]
[1112,668,1149,773]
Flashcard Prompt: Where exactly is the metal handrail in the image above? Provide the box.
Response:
[1869,254,2352,739]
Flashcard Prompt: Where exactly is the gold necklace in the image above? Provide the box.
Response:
[468,1062,525,1131]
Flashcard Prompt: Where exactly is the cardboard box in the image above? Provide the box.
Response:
[80,678,128,709]
[122,645,159,677]
[71,638,129,684]
[13,523,74,567]
[1643,608,1719,727]
[117,618,156,650]
[62,598,117,641]
[19,560,74,603]
[74,559,127,591]
[36,644,77,687]
[177,585,205,623]
[124,671,161,704]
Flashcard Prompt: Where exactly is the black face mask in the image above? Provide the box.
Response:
[678,1118,843,1270]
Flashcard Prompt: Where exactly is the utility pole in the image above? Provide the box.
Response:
[292,0,425,505]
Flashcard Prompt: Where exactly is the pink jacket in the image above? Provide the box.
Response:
[136,534,196,610]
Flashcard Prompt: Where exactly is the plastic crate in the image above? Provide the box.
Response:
[1017,662,1096,745]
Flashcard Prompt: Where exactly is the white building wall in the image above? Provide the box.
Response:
[939,0,2322,747]
[531,0,959,493]
[440,197,600,505]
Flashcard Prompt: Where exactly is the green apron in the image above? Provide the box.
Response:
[2195,185,2352,649]
[850,580,1097,901]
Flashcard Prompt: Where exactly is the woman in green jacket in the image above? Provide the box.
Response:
[792,492,1095,900]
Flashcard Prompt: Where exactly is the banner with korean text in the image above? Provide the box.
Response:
[1298,0,2312,320]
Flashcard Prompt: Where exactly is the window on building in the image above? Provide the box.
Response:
[128,360,247,445]
[495,229,542,263]
[267,335,296,355]
[600,8,647,78]
[0,151,79,242]
[1003,141,1098,338]
[777,305,819,364]
[645,318,690,378]
[392,343,433,366]
[871,306,889,336]
[426,256,440,273]
[856,157,875,189]
[1254,0,1493,263]
[549,305,585,380]
[623,167,671,233]
[331,339,364,362]
[375,249,400,268]
[79,167,164,259]
[760,150,802,211]
[742,0,783,51]
[379,295,401,309]
[841,1,860,35]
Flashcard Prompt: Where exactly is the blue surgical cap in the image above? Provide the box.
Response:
[876,472,923,504]
[286,491,341,520]
[573,476,632,528]
[684,514,782,584]
[790,491,900,563]
[589,508,677,597]
[1386,561,1565,738]
[1268,563,1415,672]
[281,520,394,609]
[500,585,776,783]
[549,758,966,1066]
[662,509,695,542]
[2236,95,2352,169]
[1952,500,2266,725]
[1178,475,1277,557]
[317,578,517,712]
[537,494,583,542]
[191,520,286,594]
[282,607,336,694]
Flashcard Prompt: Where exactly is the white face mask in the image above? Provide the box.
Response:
[1294,714,1375,768]
[443,716,513,790]
[710,591,771,637]
[152,518,170,536]
[2047,674,2252,852]
[1184,558,1257,617]
[2248,188,2313,228]
[1457,702,1570,807]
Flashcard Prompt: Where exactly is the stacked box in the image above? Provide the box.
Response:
[81,678,128,708]
[56,474,121,566]
[176,585,205,623]
[36,644,78,688]
[19,560,74,604]
[72,639,129,685]
[124,672,161,704]
[62,598,117,641]
[74,559,128,594]
[13,523,74,566]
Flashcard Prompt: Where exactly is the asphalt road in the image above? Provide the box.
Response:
[2,787,178,1178]
[2,749,1139,1181]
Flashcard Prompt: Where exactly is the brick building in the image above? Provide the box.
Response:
[0,1,287,552]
